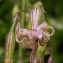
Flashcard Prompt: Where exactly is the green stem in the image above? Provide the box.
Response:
[18,44,22,63]
[11,16,18,31]
[18,0,26,63]
[21,0,26,27]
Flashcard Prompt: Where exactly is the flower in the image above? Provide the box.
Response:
[15,1,55,62]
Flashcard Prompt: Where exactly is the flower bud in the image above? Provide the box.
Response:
[5,31,15,63]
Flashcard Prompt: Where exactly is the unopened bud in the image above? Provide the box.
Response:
[5,31,15,62]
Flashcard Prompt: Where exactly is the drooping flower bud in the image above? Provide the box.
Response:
[5,14,18,63]
[5,31,15,63]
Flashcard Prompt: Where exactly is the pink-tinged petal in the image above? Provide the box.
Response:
[38,30,42,39]
[17,29,30,38]
[39,33,50,46]
[48,56,53,63]
[32,22,38,29]
[38,33,42,39]
[31,8,38,29]
[30,54,36,62]
[37,21,49,31]
[30,2,43,29]
[29,29,41,39]
[29,29,42,39]
[32,30,38,39]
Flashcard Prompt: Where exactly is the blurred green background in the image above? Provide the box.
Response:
[0,0,63,63]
